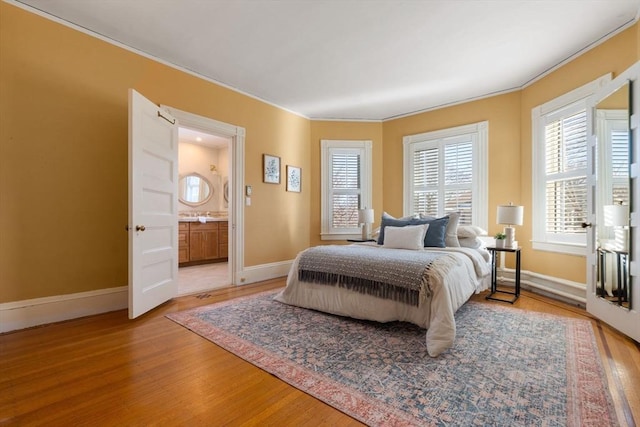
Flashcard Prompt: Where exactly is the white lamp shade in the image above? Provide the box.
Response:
[497,204,524,226]
[358,208,374,224]
[603,204,628,227]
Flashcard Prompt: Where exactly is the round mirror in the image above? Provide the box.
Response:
[179,172,214,206]
[223,180,229,203]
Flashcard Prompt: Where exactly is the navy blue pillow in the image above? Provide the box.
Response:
[377,216,414,245]
[377,215,449,248]
[420,216,449,248]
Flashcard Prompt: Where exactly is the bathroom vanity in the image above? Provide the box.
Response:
[179,219,228,266]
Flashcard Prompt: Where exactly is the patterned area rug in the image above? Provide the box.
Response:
[167,291,618,427]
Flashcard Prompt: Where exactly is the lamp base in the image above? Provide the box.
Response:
[361,223,370,240]
[504,226,515,248]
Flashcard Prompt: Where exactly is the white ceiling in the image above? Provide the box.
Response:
[179,127,230,148]
[15,0,640,121]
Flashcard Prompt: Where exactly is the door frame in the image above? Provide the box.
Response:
[163,106,245,285]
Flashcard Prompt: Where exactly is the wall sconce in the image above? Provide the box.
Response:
[210,164,218,174]
[497,203,524,248]
[358,208,374,240]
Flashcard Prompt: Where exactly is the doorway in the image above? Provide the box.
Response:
[163,104,246,295]
[177,127,232,295]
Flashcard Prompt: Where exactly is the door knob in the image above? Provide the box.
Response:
[136,225,146,232]
[581,222,593,228]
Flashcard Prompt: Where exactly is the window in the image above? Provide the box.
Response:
[321,140,372,240]
[596,110,629,243]
[403,122,488,229]
[596,110,629,205]
[532,75,610,255]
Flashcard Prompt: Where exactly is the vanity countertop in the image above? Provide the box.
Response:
[179,217,228,222]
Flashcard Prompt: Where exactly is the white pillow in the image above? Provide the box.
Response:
[383,224,430,250]
[458,236,482,249]
[382,211,418,221]
[457,225,488,238]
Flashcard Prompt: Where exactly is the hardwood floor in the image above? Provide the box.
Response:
[1,279,638,426]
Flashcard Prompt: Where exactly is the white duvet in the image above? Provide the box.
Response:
[274,244,491,357]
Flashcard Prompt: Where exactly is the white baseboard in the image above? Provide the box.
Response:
[0,286,128,334]
[498,268,586,306]
[1,261,581,334]
[0,260,294,334]
[236,260,293,286]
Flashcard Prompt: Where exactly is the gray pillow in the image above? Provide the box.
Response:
[420,212,460,247]
[420,216,449,248]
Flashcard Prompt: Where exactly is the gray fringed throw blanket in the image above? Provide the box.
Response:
[298,245,453,306]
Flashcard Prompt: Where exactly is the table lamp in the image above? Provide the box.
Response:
[358,208,374,240]
[497,203,524,249]
[603,202,628,251]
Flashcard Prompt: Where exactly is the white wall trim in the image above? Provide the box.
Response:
[320,140,373,240]
[0,260,294,333]
[497,268,586,306]
[531,74,611,254]
[2,261,585,333]
[162,106,245,286]
[237,260,293,286]
[0,287,128,333]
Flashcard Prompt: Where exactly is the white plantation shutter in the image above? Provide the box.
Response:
[543,110,588,236]
[331,152,360,229]
[443,141,473,224]
[611,129,629,204]
[321,140,372,239]
[404,122,488,228]
[412,147,439,217]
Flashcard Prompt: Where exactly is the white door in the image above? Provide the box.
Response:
[128,89,179,319]
[586,64,640,342]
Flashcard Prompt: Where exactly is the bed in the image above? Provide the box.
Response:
[274,216,491,357]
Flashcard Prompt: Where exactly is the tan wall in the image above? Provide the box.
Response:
[309,121,384,247]
[0,3,310,302]
[518,25,638,283]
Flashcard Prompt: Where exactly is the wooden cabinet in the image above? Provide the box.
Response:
[189,222,219,261]
[178,223,190,264]
[219,221,228,260]
[179,221,227,266]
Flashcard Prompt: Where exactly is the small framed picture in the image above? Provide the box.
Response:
[263,154,280,184]
[286,165,301,193]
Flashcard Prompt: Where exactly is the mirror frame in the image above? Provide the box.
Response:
[594,82,631,308]
[179,172,214,207]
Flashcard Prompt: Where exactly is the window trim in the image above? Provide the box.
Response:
[402,121,488,230]
[531,74,611,255]
[320,139,372,240]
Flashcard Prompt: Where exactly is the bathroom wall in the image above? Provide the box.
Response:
[178,141,229,215]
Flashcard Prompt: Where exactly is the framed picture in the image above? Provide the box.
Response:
[263,154,280,184]
[286,165,301,193]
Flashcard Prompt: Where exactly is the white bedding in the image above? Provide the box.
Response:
[274,243,491,357]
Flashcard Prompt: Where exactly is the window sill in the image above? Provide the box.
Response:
[531,241,586,256]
